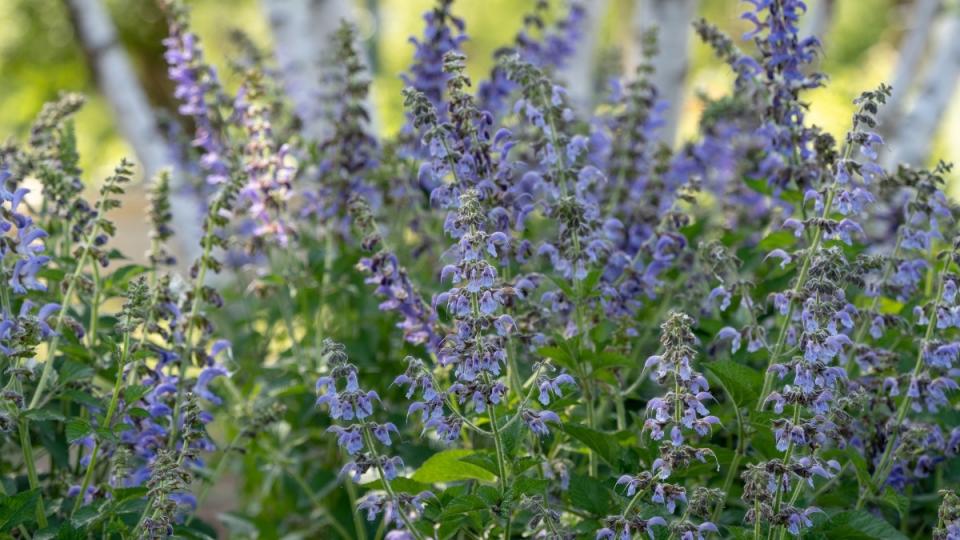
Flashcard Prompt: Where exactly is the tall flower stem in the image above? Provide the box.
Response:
[361,428,427,540]
[87,262,102,349]
[769,406,802,540]
[168,230,214,449]
[755,192,832,412]
[856,247,954,508]
[71,328,133,515]
[344,476,368,540]
[712,399,745,523]
[536,85,597,474]
[18,418,47,528]
[17,201,106,529]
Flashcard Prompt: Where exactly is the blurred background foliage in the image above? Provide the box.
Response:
[2,0,959,185]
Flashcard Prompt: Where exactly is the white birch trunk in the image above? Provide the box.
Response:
[878,0,941,134]
[263,0,358,141]
[559,0,610,115]
[801,0,837,41]
[627,0,699,146]
[886,12,960,168]
[64,0,204,263]
[64,0,170,179]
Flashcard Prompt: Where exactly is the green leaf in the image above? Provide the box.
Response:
[111,487,149,503]
[440,494,490,517]
[58,360,94,385]
[582,269,603,295]
[411,449,497,484]
[22,407,65,422]
[105,264,148,291]
[499,414,524,457]
[808,510,907,540]
[561,424,623,470]
[845,448,870,491]
[589,351,630,371]
[705,360,762,408]
[361,477,431,494]
[507,476,548,500]
[0,489,40,532]
[878,488,909,522]
[565,474,612,515]
[65,419,91,442]
[123,384,150,404]
[537,346,573,370]
[63,389,104,410]
[458,452,500,477]
[725,526,755,540]
[126,407,151,419]
[757,230,797,252]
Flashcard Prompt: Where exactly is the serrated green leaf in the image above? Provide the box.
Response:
[508,476,548,500]
[126,407,150,419]
[58,360,94,385]
[22,407,65,422]
[411,449,496,484]
[561,424,622,470]
[705,360,762,409]
[440,494,489,517]
[0,489,40,532]
[63,389,103,410]
[458,452,500,477]
[845,448,870,491]
[565,474,612,515]
[65,418,91,442]
[499,414,524,457]
[809,510,907,540]
[878,488,909,522]
[123,384,150,404]
[590,350,630,370]
[757,230,797,251]
[537,346,572,370]
[360,477,432,494]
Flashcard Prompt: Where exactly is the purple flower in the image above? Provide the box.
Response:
[523,409,560,436]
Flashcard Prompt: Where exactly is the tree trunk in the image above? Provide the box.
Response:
[878,0,941,136]
[64,0,205,264]
[559,0,610,115]
[263,0,357,140]
[627,0,699,146]
[801,0,837,41]
[885,11,960,168]
[63,0,170,179]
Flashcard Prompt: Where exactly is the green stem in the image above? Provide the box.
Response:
[622,487,647,517]
[585,378,597,476]
[0,258,11,317]
[29,225,98,410]
[18,216,103,530]
[713,400,746,523]
[769,406,802,540]
[71,329,132,515]
[168,234,214,449]
[486,399,509,493]
[857,248,953,508]
[754,497,763,540]
[362,428,427,540]
[344,476,368,540]
[17,419,47,528]
[87,262,101,349]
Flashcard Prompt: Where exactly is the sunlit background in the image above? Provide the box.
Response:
[2,0,959,214]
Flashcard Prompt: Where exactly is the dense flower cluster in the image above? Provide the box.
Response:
[6,0,960,538]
